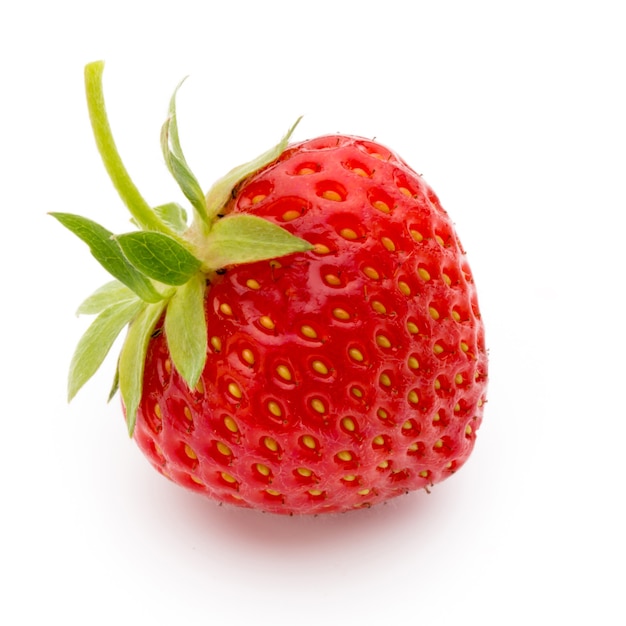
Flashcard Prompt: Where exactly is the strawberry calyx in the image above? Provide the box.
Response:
[51,61,312,434]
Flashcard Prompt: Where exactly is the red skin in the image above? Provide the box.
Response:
[132,135,488,515]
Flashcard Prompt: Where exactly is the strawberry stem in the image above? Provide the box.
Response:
[84,61,177,238]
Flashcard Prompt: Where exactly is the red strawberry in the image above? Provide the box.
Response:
[53,61,487,515]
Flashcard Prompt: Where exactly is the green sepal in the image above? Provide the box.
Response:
[154,202,188,233]
[161,79,208,223]
[50,212,163,303]
[68,298,144,402]
[204,117,302,222]
[164,272,207,389]
[114,231,202,286]
[108,361,120,402]
[119,301,167,436]
[201,214,313,268]
[76,280,137,315]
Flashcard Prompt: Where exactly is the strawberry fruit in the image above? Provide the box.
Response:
[53,61,487,515]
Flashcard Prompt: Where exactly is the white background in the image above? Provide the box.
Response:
[2,1,624,624]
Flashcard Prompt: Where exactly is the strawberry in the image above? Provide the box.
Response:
[53,61,487,515]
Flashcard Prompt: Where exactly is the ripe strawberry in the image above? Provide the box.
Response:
[53,61,487,515]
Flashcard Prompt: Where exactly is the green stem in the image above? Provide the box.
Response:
[84,61,177,237]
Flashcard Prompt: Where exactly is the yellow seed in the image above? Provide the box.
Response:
[276,364,293,381]
[184,406,193,422]
[339,228,358,240]
[402,420,413,431]
[407,321,418,334]
[410,229,424,243]
[432,412,441,422]
[216,441,232,456]
[221,472,237,484]
[455,374,464,385]
[358,488,370,496]
[377,408,388,420]
[419,470,430,478]
[461,342,469,352]
[379,373,391,387]
[241,349,255,365]
[478,399,484,407]
[256,463,270,476]
[408,356,419,370]
[434,378,441,390]
[372,200,390,214]
[373,435,385,446]
[376,335,391,349]
[454,403,461,412]
[363,266,380,280]
[223,416,238,433]
[433,344,444,355]
[195,378,205,394]
[210,336,222,352]
[219,303,233,316]
[308,489,323,496]
[348,348,364,362]
[314,243,330,255]
[343,474,356,482]
[434,439,443,449]
[301,325,318,339]
[190,475,204,485]
[297,467,313,477]
[407,390,419,404]
[398,281,411,296]
[322,189,343,202]
[333,308,350,320]
[282,209,301,221]
[268,400,282,417]
[435,235,445,246]
[165,359,172,374]
[310,398,326,414]
[184,444,197,460]
[399,186,412,197]
[302,435,317,449]
[154,404,162,420]
[341,417,356,432]
[228,382,242,399]
[337,450,353,462]
[371,300,386,314]
[429,307,440,320]
[324,273,342,286]
[442,273,451,286]
[297,166,316,175]
[351,386,363,398]
[352,167,369,177]
[311,360,329,375]
[452,310,461,322]
[465,424,473,436]
[266,488,281,497]
[264,437,279,452]
[251,194,266,205]
[246,278,261,290]
[381,236,395,251]
[259,315,275,330]
[418,267,431,281]
[408,442,419,452]
[378,460,390,469]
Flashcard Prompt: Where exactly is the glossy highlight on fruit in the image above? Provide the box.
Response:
[53,62,487,515]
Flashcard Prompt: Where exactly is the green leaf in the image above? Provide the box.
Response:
[205,117,302,222]
[154,202,188,233]
[201,214,313,269]
[161,80,208,223]
[119,301,167,436]
[115,231,202,286]
[76,280,137,315]
[164,272,207,389]
[50,212,164,303]
[84,61,177,237]
[68,299,144,401]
